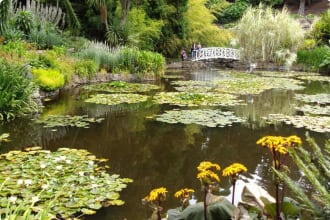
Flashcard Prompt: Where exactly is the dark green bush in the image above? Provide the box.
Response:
[297,46,330,71]
[0,60,37,120]
[217,0,249,24]
[12,10,34,37]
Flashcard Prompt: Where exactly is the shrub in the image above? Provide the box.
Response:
[297,46,330,71]
[12,10,35,37]
[310,9,330,46]
[0,60,37,120]
[32,68,65,91]
[217,0,249,24]
[236,5,304,65]
[0,40,26,57]
[28,23,63,49]
[74,59,98,78]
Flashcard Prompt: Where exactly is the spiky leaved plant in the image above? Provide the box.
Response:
[274,133,330,220]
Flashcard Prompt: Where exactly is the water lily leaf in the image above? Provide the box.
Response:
[81,208,96,215]
[85,94,149,105]
[35,115,104,129]
[84,81,160,93]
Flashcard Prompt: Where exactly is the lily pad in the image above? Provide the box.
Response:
[162,75,184,79]
[0,133,10,143]
[295,93,330,105]
[0,147,133,219]
[84,81,160,93]
[151,109,246,127]
[297,75,330,82]
[172,80,215,93]
[256,71,320,78]
[85,93,149,105]
[152,92,243,107]
[263,113,330,133]
[295,105,330,116]
[35,115,104,129]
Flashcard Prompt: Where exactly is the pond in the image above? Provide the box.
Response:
[0,68,329,219]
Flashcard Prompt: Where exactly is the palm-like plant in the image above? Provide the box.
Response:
[0,0,13,35]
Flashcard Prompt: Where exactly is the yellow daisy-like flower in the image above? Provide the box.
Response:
[197,161,221,172]
[256,135,301,155]
[174,188,195,199]
[145,187,168,202]
[197,169,220,183]
[222,163,247,177]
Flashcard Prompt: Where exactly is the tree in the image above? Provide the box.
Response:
[298,0,305,15]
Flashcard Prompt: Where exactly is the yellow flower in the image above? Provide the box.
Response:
[197,161,221,172]
[197,169,220,183]
[222,163,248,177]
[144,187,168,202]
[256,135,301,155]
[174,188,195,199]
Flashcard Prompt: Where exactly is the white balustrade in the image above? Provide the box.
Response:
[193,47,240,61]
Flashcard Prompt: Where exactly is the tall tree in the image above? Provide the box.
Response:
[298,0,305,15]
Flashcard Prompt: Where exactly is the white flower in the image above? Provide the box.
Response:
[41,184,49,189]
[59,156,66,160]
[90,175,95,180]
[65,159,71,164]
[56,165,63,170]
[24,179,33,186]
[40,163,46,169]
[88,161,94,166]
[31,196,39,203]
[9,196,17,204]
[17,179,23,185]
[91,184,98,188]
[78,171,84,176]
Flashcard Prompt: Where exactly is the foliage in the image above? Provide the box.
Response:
[0,0,12,35]
[217,0,249,24]
[299,39,316,50]
[184,0,233,49]
[31,68,65,91]
[310,9,330,46]
[297,46,330,71]
[0,40,27,57]
[236,5,304,64]
[28,24,63,49]
[0,147,132,219]
[0,59,37,120]
[274,134,330,219]
[12,10,35,37]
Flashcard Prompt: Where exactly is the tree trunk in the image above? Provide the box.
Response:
[120,0,131,26]
[298,0,305,16]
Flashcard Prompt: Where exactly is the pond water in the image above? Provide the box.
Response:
[0,68,329,220]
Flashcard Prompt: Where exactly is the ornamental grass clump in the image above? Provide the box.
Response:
[222,162,247,205]
[256,135,302,220]
[143,187,168,220]
[236,5,304,66]
[197,161,221,220]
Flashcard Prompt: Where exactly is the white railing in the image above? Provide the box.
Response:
[193,47,240,61]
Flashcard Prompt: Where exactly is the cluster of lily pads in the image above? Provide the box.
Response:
[85,93,149,106]
[151,109,246,127]
[152,92,243,107]
[295,105,330,116]
[35,115,104,130]
[84,81,160,93]
[0,147,132,219]
[297,75,330,82]
[263,113,330,133]
[295,93,330,105]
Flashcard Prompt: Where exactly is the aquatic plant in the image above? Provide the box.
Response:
[153,92,242,107]
[256,135,302,220]
[197,161,221,220]
[84,93,149,105]
[0,147,132,218]
[274,134,330,219]
[264,114,330,133]
[151,109,246,127]
[295,105,330,116]
[0,133,10,143]
[222,163,247,205]
[143,187,168,220]
[295,93,330,105]
[84,81,160,93]
[35,115,104,130]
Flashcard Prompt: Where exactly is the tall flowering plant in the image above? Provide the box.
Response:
[222,162,247,205]
[196,161,221,220]
[174,188,195,210]
[143,187,168,220]
[256,135,302,220]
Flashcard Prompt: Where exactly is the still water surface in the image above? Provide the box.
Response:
[1,68,329,219]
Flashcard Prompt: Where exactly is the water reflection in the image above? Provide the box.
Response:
[0,69,329,220]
